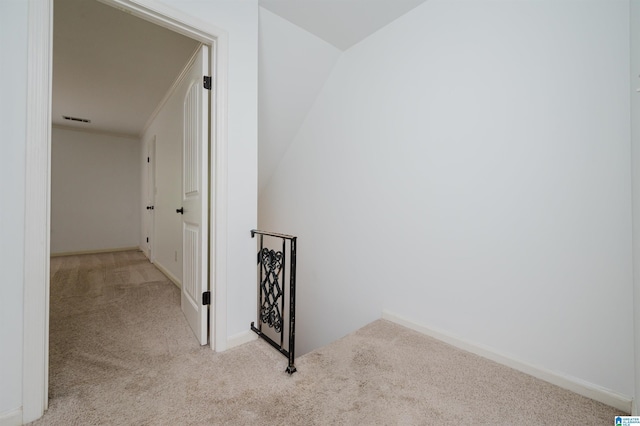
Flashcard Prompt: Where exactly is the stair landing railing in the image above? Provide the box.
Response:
[250,229,297,374]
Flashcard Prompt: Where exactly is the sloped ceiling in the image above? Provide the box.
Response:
[257,0,430,190]
[259,0,429,51]
[259,8,342,190]
[53,0,200,136]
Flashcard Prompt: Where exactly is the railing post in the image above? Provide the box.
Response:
[280,237,286,349]
[258,233,264,334]
[286,237,297,374]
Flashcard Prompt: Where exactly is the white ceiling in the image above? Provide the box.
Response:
[53,0,200,136]
[259,0,429,51]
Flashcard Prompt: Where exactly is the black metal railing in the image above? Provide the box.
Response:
[250,229,297,374]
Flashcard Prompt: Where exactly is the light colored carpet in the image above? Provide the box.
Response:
[32,250,624,425]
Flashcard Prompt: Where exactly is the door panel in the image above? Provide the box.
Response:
[180,44,209,345]
[145,136,156,261]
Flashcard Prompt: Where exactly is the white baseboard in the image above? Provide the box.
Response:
[51,246,140,257]
[153,261,181,289]
[0,408,22,426]
[382,310,633,414]
[227,329,258,350]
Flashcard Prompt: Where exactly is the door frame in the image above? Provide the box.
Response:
[23,0,229,422]
[144,134,156,262]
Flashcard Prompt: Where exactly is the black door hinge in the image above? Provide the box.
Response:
[203,76,212,90]
[146,237,149,243]
[202,291,211,305]
[147,157,150,163]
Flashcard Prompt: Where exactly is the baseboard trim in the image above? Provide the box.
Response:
[153,261,181,289]
[51,246,140,257]
[227,329,258,350]
[0,408,22,426]
[382,310,633,414]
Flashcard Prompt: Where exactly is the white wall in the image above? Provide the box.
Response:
[630,0,640,414]
[0,0,27,421]
[260,0,635,398]
[258,7,341,190]
[140,57,190,283]
[50,127,140,254]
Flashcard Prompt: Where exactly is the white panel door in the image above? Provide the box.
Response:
[180,45,209,345]
[145,136,156,261]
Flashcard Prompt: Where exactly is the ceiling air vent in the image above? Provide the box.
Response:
[63,115,91,123]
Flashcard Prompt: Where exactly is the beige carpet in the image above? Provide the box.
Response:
[32,250,624,425]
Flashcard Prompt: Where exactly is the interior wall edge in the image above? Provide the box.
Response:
[22,0,52,421]
[630,0,640,415]
[226,329,259,350]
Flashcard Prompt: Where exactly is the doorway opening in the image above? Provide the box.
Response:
[52,0,210,340]
[24,0,229,422]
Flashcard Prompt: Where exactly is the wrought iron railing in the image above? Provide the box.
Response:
[250,229,297,374]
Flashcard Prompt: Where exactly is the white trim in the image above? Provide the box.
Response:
[26,0,230,422]
[227,330,259,349]
[0,408,22,426]
[142,134,157,262]
[212,31,229,353]
[51,246,140,257]
[382,310,633,414]
[23,0,52,422]
[154,260,182,289]
[98,0,226,44]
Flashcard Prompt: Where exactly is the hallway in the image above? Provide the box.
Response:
[48,251,199,401]
[34,251,623,425]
